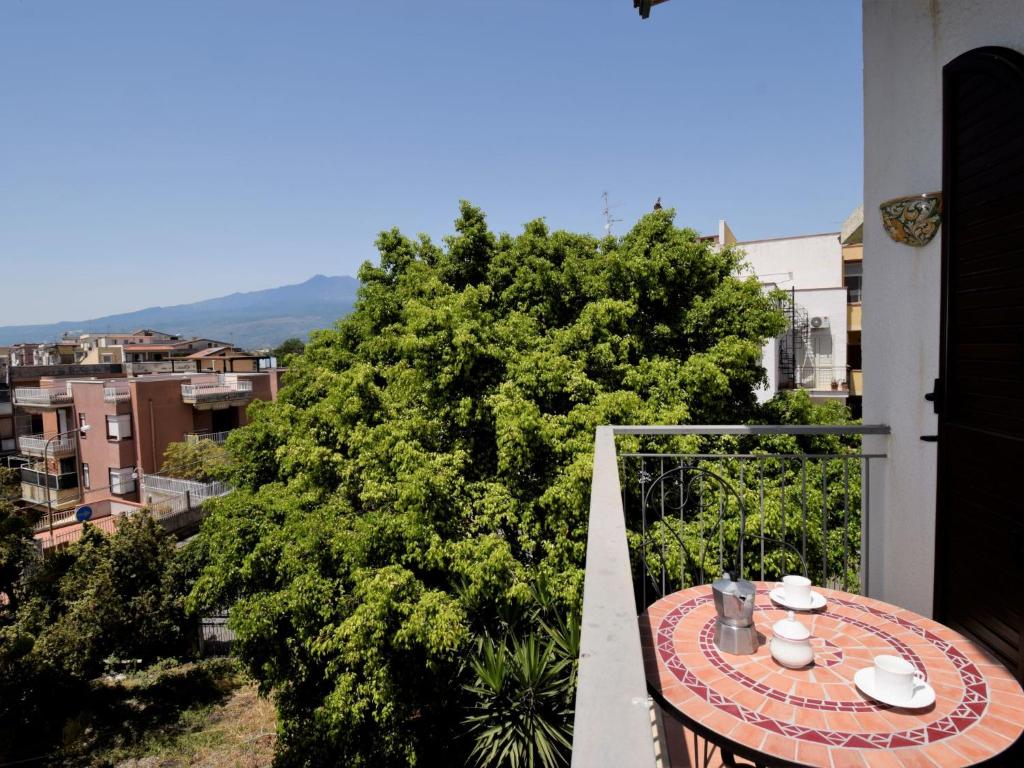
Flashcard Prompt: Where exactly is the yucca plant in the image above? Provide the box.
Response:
[463,630,575,768]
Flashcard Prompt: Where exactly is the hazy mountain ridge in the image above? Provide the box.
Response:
[0,275,360,350]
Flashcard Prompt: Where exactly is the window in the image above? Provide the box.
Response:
[101,353,113,363]
[109,467,136,495]
[844,261,863,303]
[79,413,88,437]
[82,463,90,489]
[106,414,132,440]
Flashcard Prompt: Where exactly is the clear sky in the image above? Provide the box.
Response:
[0,0,863,325]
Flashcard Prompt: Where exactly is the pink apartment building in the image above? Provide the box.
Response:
[12,370,284,518]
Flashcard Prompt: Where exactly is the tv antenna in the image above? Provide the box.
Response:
[602,191,622,236]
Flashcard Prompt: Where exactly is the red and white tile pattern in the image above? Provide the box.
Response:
[640,583,1024,767]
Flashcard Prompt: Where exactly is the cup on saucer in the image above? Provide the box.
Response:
[874,655,926,702]
[775,575,813,608]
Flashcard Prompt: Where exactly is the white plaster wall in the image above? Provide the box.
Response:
[756,339,778,403]
[793,287,849,378]
[862,0,1024,616]
[737,234,843,291]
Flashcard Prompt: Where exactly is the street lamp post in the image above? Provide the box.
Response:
[45,424,89,544]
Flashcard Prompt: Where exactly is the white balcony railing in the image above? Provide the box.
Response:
[790,365,850,392]
[14,385,73,407]
[18,433,77,458]
[185,430,233,445]
[125,360,198,375]
[180,378,253,404]
[140,474,231,533]
[103,385,131,403]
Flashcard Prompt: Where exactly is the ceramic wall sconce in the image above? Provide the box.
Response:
[879,192,942,246]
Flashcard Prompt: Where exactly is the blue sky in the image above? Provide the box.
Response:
[0,1,863,324]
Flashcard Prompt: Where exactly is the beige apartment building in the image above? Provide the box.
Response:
[11,369,284,520]
[72,328,271,374]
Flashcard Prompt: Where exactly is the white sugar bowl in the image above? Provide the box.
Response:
[769,611,814,669]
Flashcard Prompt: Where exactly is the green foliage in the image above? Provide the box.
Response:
[0,465,19,494]
[463,576,580,768]
[161,439,230,482]
[23,515,193,679]
[464,633,573,768]
[0,498,36,617]
[273,337,307,365]
[0,515,198,759]
[194,203,786,766]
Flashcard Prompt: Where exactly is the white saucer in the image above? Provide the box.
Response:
[854,667,936,709]
[769,588,826,611]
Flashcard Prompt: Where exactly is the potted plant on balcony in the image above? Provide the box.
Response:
[831,379,839,391]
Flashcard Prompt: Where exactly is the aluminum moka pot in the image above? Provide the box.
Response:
[712,572,759,654]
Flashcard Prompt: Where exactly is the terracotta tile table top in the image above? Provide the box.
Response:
[639,582,1024,767]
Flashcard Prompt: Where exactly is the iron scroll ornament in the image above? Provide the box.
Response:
[638,463,808,602]
[879,192,942,246]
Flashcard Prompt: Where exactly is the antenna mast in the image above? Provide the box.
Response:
[602,191,622,237]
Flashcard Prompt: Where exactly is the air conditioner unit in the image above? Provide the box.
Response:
[809,316,830,328]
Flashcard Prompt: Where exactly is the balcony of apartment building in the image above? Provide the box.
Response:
[125,360,198,376]
[571,424,1023,767]
[103,383,131,403]
[13,383,73,409]
[185,429,234,445]
[180,375,253,409]
[18,432,77,458]
[20,459,80,513]
[793,364,850,396]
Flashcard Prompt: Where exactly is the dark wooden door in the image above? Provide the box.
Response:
[937,46,1024,683]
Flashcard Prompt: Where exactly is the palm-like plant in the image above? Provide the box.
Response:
[463,632,574,768]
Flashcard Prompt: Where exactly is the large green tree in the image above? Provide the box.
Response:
[191,204,786,766]
[0,515,196,759]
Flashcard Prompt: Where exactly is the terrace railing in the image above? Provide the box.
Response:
[180,378,252,404]
[103,385,131,403]
[140,474,232,533]
[14,385,72,407]
[572,424,889,768]
[18,432,77,458]
[185,429,233,445]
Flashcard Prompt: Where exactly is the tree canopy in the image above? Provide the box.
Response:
[191,203,787,766]
[0,515,195,758]
[272,337,306,365]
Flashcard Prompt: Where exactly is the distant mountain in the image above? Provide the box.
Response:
[0,275,360,350]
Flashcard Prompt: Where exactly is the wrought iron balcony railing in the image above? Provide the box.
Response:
[572,424,889,768]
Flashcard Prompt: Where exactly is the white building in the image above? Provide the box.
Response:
[709,220,862,408]
[863,0,1023,680]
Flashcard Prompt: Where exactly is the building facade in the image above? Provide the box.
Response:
[11,369,284,522]
[709,214,864,413]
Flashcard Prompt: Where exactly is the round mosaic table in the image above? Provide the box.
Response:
[639,582,1024,767]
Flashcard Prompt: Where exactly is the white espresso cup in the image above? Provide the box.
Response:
[775,575,812,607]
[874,655,926,703]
